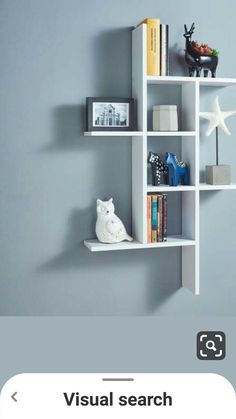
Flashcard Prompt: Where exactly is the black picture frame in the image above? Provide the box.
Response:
[86,97,137,131]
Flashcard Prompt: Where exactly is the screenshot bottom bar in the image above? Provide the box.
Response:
[0,373,235,418]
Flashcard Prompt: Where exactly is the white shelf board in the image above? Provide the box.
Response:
[147,185,195,192]
[147,131,195,137]
[147,76,196,85]
[200,183,236,190]
[85,131,196,137]
[146,75,236,87]
[199,77,236,86]
[84,236,196,252]
[84,131,143,136]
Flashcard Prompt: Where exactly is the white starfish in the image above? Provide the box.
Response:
[199,96,236,136]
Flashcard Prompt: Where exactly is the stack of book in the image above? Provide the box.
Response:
[136,18,169,76]
[147,194,167,243]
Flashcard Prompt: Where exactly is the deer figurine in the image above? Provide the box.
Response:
[183,23,218,78]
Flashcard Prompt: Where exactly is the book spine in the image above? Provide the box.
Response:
[151,195,158,243]
[147,195,152,243]
[160,25,165,76]
[160,24,169,76]
[146,19,160,76]
[166,24,169,76]
[158,195,163,242]
[162,194,167,241]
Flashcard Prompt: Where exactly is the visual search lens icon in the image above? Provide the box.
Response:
[197,331,226,360]
[205,340,217,352]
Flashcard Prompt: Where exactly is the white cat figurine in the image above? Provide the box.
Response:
[95,198,133,244]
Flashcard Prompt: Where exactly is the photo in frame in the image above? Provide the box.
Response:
[86,97,137,131]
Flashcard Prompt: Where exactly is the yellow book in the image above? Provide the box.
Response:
[137,18,160,76]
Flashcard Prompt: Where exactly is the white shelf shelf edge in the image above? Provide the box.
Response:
[84,131,195,137]
[200,183,236,190]
[147,75,236,86]
[199,77,236,86]
[147,131,195,137]
[84,236,196,252]
[84,131,143,136]
[147,185,195,192]
[147,76,197,85]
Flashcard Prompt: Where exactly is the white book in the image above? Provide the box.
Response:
[160,24,169,76]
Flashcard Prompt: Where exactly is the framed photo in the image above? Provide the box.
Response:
[86,97,137,131]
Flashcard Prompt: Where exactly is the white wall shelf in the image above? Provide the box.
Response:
[84,131,143,136]
[147,185,195,192]
[147,131,195,137]
[200,183,236,191]
[84,24,236,296]
[147,76,196,85]
[84,131,195,137]
[84,236,196,252]
[199,78,236,86]
[147,75,236,86]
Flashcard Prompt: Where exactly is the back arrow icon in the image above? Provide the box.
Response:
[11,392,17,402]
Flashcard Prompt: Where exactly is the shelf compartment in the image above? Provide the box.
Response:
[84,236,196,252]
[147,136,196,186]
[200,183,236,190]
[147,81,196,133]
[147,131,195,137]
[147,185,195,192]
[84,131,143,136]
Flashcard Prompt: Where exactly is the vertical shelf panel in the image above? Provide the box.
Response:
[181,82,197,186]
[182,247,199,294]
[132,24,147,243]
[132,24,147,132]
[182,82,200,294]
[132,135,147,243]
[181,136,196,186]
[181,82,196,131]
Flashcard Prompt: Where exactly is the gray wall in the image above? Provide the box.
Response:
[0,0,236,315]
[1,317,236,388]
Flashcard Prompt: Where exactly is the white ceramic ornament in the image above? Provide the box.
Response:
[199,95,236,136]
[95,198,133,244]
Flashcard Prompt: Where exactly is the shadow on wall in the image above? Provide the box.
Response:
[91,27,132,96]
[169,43,186,76]
[40,104,85,152]
[37,205,181,314]
[37,209,181,315]
[38,102,131,218]
[39,26,133,151]
[35,27,181,314]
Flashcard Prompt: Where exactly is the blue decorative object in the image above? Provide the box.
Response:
[148,152,168,186]
[165,152,190,186]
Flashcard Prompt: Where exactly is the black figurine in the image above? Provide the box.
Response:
[148,152,168,186]
[183,23,219,78]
